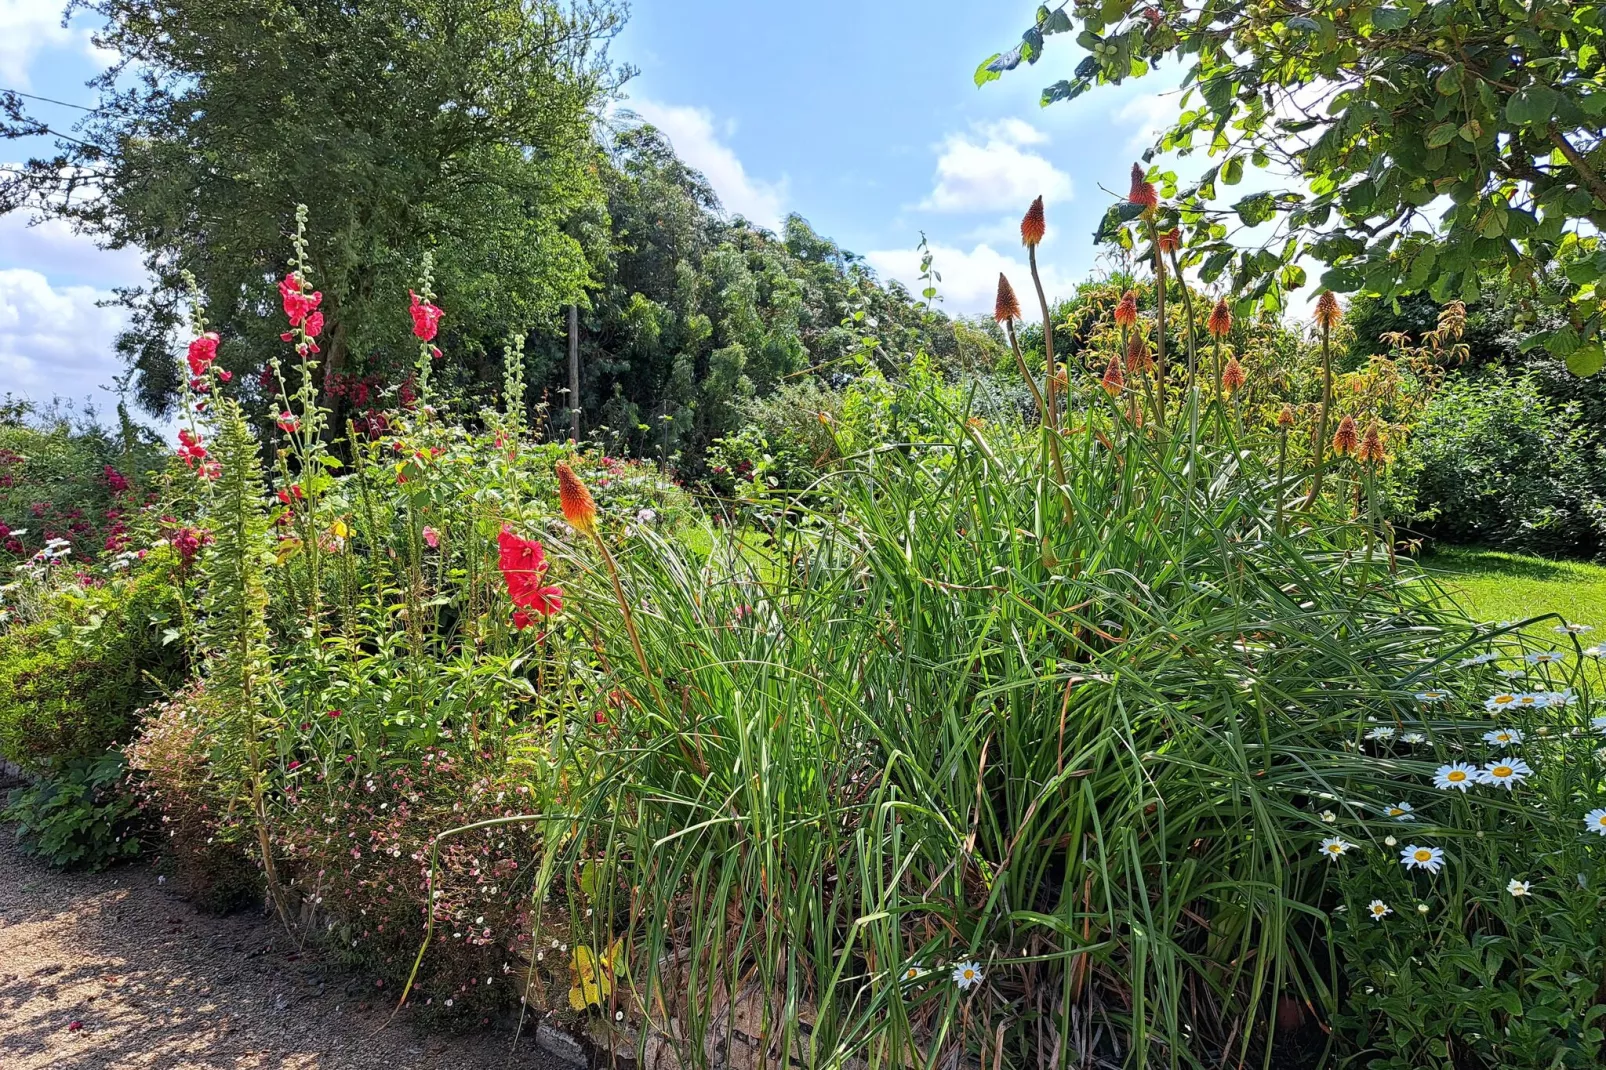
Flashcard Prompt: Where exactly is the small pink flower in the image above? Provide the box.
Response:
[422,526,440,548]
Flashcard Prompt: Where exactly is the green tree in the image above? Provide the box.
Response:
[1,0,626,416]
[980,1,1606,372]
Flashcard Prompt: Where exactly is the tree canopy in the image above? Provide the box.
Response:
[2,0,627,414]
[981,0,1606,374]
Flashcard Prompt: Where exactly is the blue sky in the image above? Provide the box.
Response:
[0,0,1186,418]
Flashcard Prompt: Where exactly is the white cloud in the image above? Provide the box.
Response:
[0,268,128,414]
[919,120,1072,214]
[1115,93,1178,156]
[0,1,70,87]
[865,241,1079,321]
[628,97,789,231]
[0,211,147,288]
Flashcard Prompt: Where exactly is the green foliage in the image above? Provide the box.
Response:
[985,0,1606,343]
[1427,548,1606,631]
[0,397,161,560]
[3,752,144,871]
[1326,630,1606,1069]
[0,562,185,771]
[1,0,626,415]
[1398,370,1606,555]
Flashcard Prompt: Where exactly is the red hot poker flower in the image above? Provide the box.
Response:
[1128,163,1158,209]
[1113,290,1139,329]
[1020,196,1046,248]
[1207,298,1233,338]
[994,274,1022,323]
[409,291,444,342]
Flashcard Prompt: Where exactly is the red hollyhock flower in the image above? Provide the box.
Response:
[409,291,444,342]
[187,333,219,376]
[511,609,534,631]
[279,274,323,328]
[304,310,324,339]
[497,526,563,618]
[276,412,301,434]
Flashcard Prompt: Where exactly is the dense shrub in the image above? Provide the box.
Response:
[1398,370,1606,555]
[0,559,186,771]
[3,752,144,870]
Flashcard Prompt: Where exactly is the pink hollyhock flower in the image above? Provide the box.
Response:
[279,273,323,328]
[304,310,324,339]
[276,412,301,434]
[409,291,443,342]
[217,369,233,382]
[422,526,440,548]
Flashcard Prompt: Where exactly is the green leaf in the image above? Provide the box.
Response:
[1426,122,1458,148]
[1371,7,1410,29]
[1566,341,1605,377]
[975,54,1004,87]
[1506,85,1559,126]
[1223,156,1244,185]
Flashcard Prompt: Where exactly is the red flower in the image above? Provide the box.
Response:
[329,709,342,719]
[276,485,305,505]
[497,526,563,618]
[276,412,301,434]
[279,273,323,328]
[1128,163,1158,209]
[218,369,233,382]
[288,760,301,771]
[409,291,444,342]
[422,526,440,549]
[304,310,324,339]
[511,609,534,631]
[187,333,219,377]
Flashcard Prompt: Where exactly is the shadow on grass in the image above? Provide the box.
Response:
[1421,548,1576,582]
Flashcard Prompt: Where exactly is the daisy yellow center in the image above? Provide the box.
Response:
[1492,765,1513,778]
[1327,844,1343,853]
[962,968,976,980]
[1371,905,1386,915]
[1494,695,1513,703]
[1597,816,1606,828]
[1390,808,1404,816]
[1447,770,1467,782]
[1413,849,1432,862]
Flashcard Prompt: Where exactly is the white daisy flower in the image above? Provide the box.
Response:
[1497,669,1528,680]
[1401,731,1428,744]
[1482,727,1524,746]
[1365,725,1397,741]
[1484,692,1521,711]
[1512,692,1548,710]
[952,960,984,990]
[1414,690,1450,703]
[1400,844,1445,873]
[900,962,925,983]
[1320,810,1337,823]
[1432,762,1478,791]
[1479,757,1533,789]
[1554,623,1594,635]
[1366,899,1391,922]
[1582,644,1606,658]
[1506,879,1531,897]
[1318,837,1356,860]
[1542,689,1576,707]
[1525,651,1566,666]
[1384,802,1416,822]
[1457,652,1498,667]
[1585,809,1606,836]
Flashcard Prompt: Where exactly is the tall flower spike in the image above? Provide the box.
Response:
[1314,291,1343,331]
[1128,163,1158,208]
[994,273,1023,323]
[1222,355,1247,395]
[555,461,598,536]
[1358,421,1386,464]
[1021,196,1046,248]
[1332,415,1360,456]
[1207,298,1232,338]
[1124,331,1154,374]
[1101,355,1126,396]
[1277,404,1296,428]
[1113,290,1139,328]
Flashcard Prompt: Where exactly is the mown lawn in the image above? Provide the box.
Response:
[1421,546,1606,632]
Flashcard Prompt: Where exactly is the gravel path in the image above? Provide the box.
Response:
[0,832,573,1070]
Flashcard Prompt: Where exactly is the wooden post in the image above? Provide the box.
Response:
[567,303,580,445]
